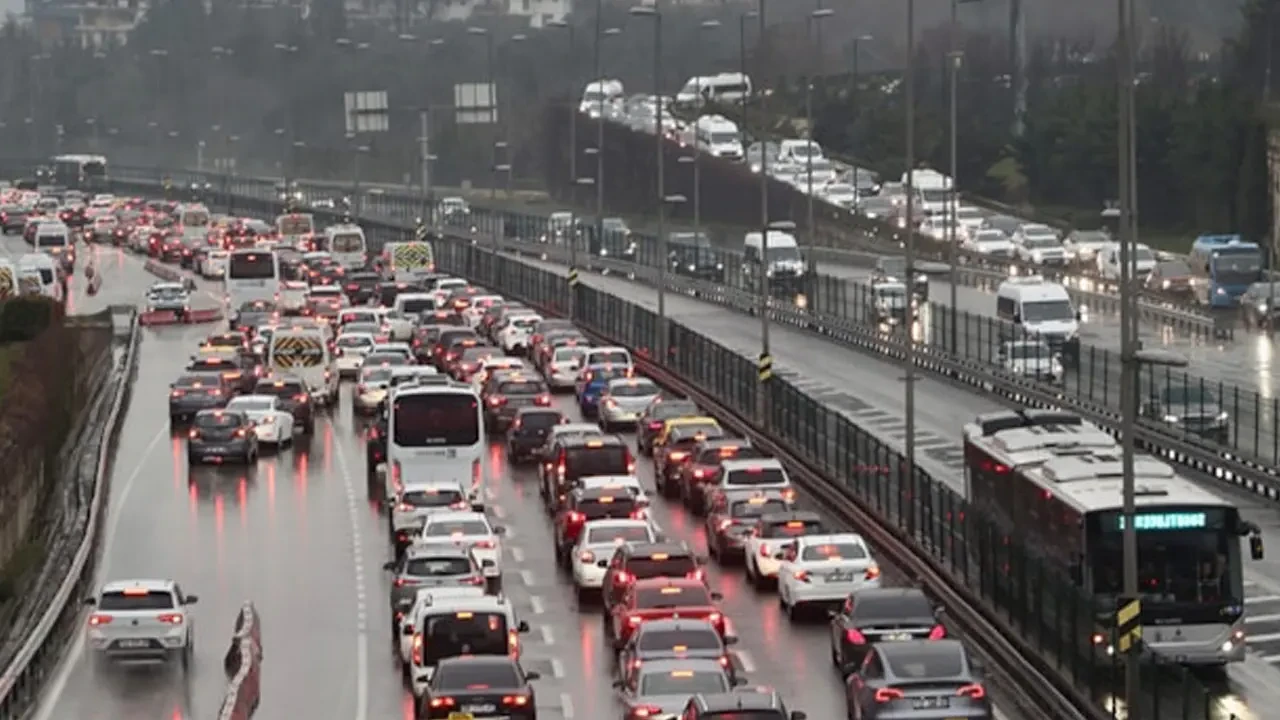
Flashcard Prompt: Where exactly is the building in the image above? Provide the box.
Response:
[25,0,146,49]
[428,0,568,28]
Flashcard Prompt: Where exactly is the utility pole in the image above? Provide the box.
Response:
[948,0,962,354]
[419,109,432,220]
[755,0,771,425]
[903,0,918,528]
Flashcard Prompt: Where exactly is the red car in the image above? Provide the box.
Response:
[605,577,725,651]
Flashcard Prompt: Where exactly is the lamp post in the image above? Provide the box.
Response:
[630,3,667,356]
[677,155,701,243]
[466,27,497,202]
[593,23,623,252]
[547,20,579,205]
[500,34,527,199]
[947,50,963,354]
[738,11,758,156]
[569,176,596,317]
[398,34,446,218]
[903,0,918,521]
[805,7,834,275]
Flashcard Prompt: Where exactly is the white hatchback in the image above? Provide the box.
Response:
[84,579,198,669]
[414,511,507,580]
[570,519,658,598]
[776,534,881,619]
[225,395,295,446]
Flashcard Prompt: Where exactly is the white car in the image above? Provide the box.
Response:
[953,205,986,234]
[199,249,229,279]
[919,215,965,242]
[413,511,506,580]
[470,357,528,394]
[371,342,414,363]
[570,519,659,599]
[598,377,662,431]
[999,340,1062,381]
[545,345,587,390]
[775,533,881,620]
[279,280,309,314]
[339,308,383,328]
[742,510,824,590]
[354,365,395,414]
[335,332,375,377]
[429,278,470,307]
[1016,235,1068,267]
[224,395,295,446]
[499,313,543,355]
[963,229,1016,259]
[818,182,858,208]
[389,480,474,549]
[387,293,435,340]
[464,295,503,327]
[84,579,198,668]
[578,474,651,509]
[396,586,488,664]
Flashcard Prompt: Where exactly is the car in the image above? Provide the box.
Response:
[575,363,633,417]
[542,343,588,391]
[470,356,529,394]
[416,655,539,719]
[637,398,702,455]
[775,533,881,620]
[605,577,726,651]
[414,511,506,582]
[186,350,258,395]
[828,587,947,676]
[569,519,659,600]
[481,372,552,432]
[451,344,502,381]
[394,586,489,665]
[742,510,826,590]
[251,374,315,434]
[997,339,1062,381]
[598,377,662,432]
[539,435,634,512]
[576,474,650,508]
[1144,259,1195,298]
[618,618,739,684]
[506,407,567,464]
[342,270,380,304]
[554,486,646,564]
[389,480,475,553]
[616,657,738,720]
[382,544,487,634]
[1139,382,1231,444]
[1240,280,1280,330]
[602,541,708,614]
[704,489,794,563]
[1061,228,1111,265]
[186,409,259,465]
[83,579,198,669]
[335,332,375,378]
[654,424,727,498]
[231,300,276,334]
[843,640,991,719]
[405,594,533,699]
[680,438,768,514]
[681,687,807,719]
[497,312,543,355]
[354,365,396,415]
[146,282,191,318]
[168,372,231,424]
[224,394,295,447]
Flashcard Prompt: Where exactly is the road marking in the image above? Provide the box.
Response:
[529,595,545,614]
[540,625,554,645]
[1247,613,1280,623]
[1247,595,1280,604]
[550,658,565,678]
[560,692,575,719]
[520,569,536,587]
[510,546,525,563]
[332,438,369,720]
[735,649,756,673]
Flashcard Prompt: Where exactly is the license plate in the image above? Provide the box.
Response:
[117,639,150,648]
[883,632,912,641]
[825,572,855,582]
[462,704,496,713]
[202,446,227,454]
[447,714,474,720]
[912,697,949,710]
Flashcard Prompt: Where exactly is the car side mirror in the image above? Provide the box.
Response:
[481,559,496,568]
[518,620,531,633]
[184,595,199,604]
[382,560,396,570]
[493,526,506,535]
[597,560,609,568]
[1075,310,1083,321]
[733,677,748,686]
[402,623,415,636]
[83,597,96,606]
[709,591,723,601]
[790,712,808,720]
[611,679,623,689]
[1011,313,1021,324]
[773,552,787,560]
[723,635,739,645]
[471,502,486,512]
[1252,534,1265,561]
[525,671,541,681]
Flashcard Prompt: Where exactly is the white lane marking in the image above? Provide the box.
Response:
[520,569,536,587]
[31,421,169,719]
[529,595,545,614]
[560,692,575,719]
[332,438,370,720]
[539,625,554,645]
[1247,613,1280,623]
[510,546,525,563]
[492,504,507,519]
[735,649,756,673]
[1247,595,1280,604]
[550,658,565,678]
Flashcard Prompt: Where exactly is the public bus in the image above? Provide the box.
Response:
[1188,234,1263,308]
[275,212,316,252]
[178,203,212,244]
[963,409,1263,666]
[51,154,107,190]
[224,249,280,311]
[385,383,484,499]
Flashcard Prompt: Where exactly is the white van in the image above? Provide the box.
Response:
[268,326,340,406]
[580,79,624,117]
[34,221,74,269]
[1096,242,1156,281]
[743,230,805,285]
[676,73,753,109]
[995,277,1080,350]
[777,139,824,165]
[321,222,367,270]
[694,115,744,161]
[901,169,954,217]
[178,203,211,244]
[17,254,63,302]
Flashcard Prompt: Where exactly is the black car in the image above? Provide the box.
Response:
[828,587,946,675]
[619,618,740,683]
[343,271,380,304]
[0,205,28,234]
[668,231,725,282]
[232,300,277,334]
[376,280,422,308]
[168,372,231,424]
[251,375,315,434]
[682,688,806,720]
[186,352,257,394]
[186,409,258,465]
[506,408,565,463]
[418,656,539,720]
[872,256,929,301]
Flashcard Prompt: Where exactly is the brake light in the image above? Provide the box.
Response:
[875,688,905,703]
[604,398,617,409]
[718,654,730,667]
[188,430,200,440]
[929,624,947,640]
[294,394,308,403]
[693,469,706,479]
[157,613,184,624]
[633,707,664,718]
[488,396,506,407]
[535,394,551,406]
[689,568,705,582]
[957,684,986,699]
[845,628,866,644]
[708,611,722,625]
[556,462,566,477]
[865,565,881,581]
[507,629,520,655]
[234,428,248,438]
[567,511,585,524]
[474,539,496,549]
[579,550,596,563]
[627,614,643,626]
[88,614,113,626]
[793,570,810,582]
[718,519,734,531]
[502,694,530,707]
[627,458,637,473]
[427,696,455,709]
[397,502,414,512]
[759,544,770,557]
[171,389,186,397]
[412,634,424,665]
[615,571,633,585]
[669,451,688,462]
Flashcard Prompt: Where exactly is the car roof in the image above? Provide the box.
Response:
[623,541,692,557]
[194,408,247,419]
[720,457,784,471]
[423,510,488,524]
[634,617,721,635]
[695,689,784,711]
[404,543,472,560]
[402,479,466,493]
[227,394,276,405]
[635,657,723,674]
[435,654,518,670]
[876,638,967,665]
[561,434,627,449]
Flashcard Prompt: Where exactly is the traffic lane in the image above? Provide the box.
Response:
[37,328,365,720]
[511,253,1001,493]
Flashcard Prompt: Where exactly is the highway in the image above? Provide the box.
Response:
[11,234,1030,720]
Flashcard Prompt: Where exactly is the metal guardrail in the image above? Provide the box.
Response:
[0,307,140,720]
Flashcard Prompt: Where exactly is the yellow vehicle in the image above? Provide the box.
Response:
[268,327,339,406]
[0,259,17,300]
[382,241,435,282]
[653,416,721,451]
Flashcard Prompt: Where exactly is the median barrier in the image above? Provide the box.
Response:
[139,310,179,326]
[142,260,183,282]
[218,602,262,720]
[187,308,224,324]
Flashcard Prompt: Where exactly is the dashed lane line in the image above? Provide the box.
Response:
[331,435,370,720]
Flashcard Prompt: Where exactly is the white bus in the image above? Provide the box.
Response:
[318,222,368,270]
[963,409,1263,667]
[178,203,212,245]
[386,383,484,499]
[276,212,316,252]
[225,249,280,310]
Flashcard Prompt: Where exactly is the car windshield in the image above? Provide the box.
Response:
[1025,237,1060,249]
[1162,385,1218,405]
[976,232,1007,243]
[883,646,965,678]
[1021,300,1075,323]
[99,590,175,611]
[639,669,729,696]
[405,556,473,576]
[151,287,185,299]
[800,542,866,561]
[338,335,373,348]
[824,184,855,195]
[434,660,519,689]
[1135,246,1155,262]
[401,487,465,507]
[195,413,242,429]
[499,380,545,395]
[628,555,697,579]
[610,381,659,397]
[1073,231,1109,245]
[516,412,561,429]
[1159,261,1192,277]
[730,498,789,518]
[586,525,652,544]
[1006,343,1053,360]
[229,399,273,412]
[637,628,722,652]
[765,245,801,262]
[361,368,394,383]
[175,375,218,389]
[636,584,711,607]
[554,348,586,362]
[761,518,823,538]
[854,592,934,622]
[423,520,490,537]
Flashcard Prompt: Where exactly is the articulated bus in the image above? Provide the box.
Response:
[963,409,1263,666]
[225,249,280,311]
[386,382,484,499]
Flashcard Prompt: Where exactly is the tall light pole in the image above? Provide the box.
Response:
[547,20,578,205]
[903,0,918,519]
[738,11,758,158]
[947,49,963,355]
[593,0,622,256]
[805,6,834,275]
[630,2,667,357]
[467,27,497,202]
[501,34,527,199]
[272,43,299,191]
[682,19,721,247]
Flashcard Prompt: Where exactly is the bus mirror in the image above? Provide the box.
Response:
[1075,310,1083,321]
[1251,534,1265,561]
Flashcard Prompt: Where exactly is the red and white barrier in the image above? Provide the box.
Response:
[143,260,184,283]
[218,602,262,720]
[139,310,179,326]
[187,307,224,323]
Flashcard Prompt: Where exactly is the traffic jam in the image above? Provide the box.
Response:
[46,191,996,720]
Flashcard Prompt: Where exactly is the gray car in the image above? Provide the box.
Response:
[168,372,230,424]
[186,409,258,465]
[598,377,662,432]
[146,283,190,314]
[1140,383,1231,444]
[844,639,991,719]
[381,544,486,630]
[615,657,739,719]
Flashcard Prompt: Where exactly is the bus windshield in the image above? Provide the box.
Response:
[1212,250,1262,285]
[393,393,480,447]
[229,253,276,279]
[278,215,313,236]
[329,233,364,253]
[182,210,210,227]
[1088,507,1241,605]
[1021,299,1075,323]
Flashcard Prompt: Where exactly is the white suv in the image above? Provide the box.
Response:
[84,579,198,669]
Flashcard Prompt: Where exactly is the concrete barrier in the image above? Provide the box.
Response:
[187,308,224,324]
[142,260,184,283]
[217,602,262,720]
[139,310,179,325]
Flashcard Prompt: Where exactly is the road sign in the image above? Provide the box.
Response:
[344,91,389,133]
[758,353,774,382]
[1116,596,1142,653]
[454,83,496,125]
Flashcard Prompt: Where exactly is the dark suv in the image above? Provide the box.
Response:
[251,375,315,434]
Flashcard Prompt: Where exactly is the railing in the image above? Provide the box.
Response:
[0,307,140,720]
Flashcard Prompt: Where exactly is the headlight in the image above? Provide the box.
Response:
[1163,280,1172,289]
[1257,302,1267,312]
[1162,414,1180,423]
[1216,411,1230,423]
[599,248,608,256]
[715,262,724,270]
[765,268,775,278]
[687,264,696,271]
[915,274,927,283]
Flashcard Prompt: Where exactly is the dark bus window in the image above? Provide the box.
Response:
[394,394,480,447]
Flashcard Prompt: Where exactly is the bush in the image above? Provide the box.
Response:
[0,297,60,343]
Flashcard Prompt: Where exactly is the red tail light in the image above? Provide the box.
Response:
[629,509,647,519]
[669,451,688,462]
[845,628,866,644]
[234,428,248,438]
[717,519,734,531]
[157,613,184,624]
[502,694,530,707]
[188,430,200,440]
[534,394,551,406]
[294,394,309,403]
[88,614,113,626]
[693,469,706,479]
[615,571,633,585]
[632,706,664,718]
[874,688,905,703]
[488,396,506,407]
[507,629,520,655]
[604,398,617,409]
[427,696,454,709]
[957,684,986,699]
[473,539,496,549]
[648,421,663,430]
[627,614,643,626]
[759,544,770,557]
[929,624,947,640]
[567,511,585,524]
[689,568,706,582]
[171,389,186,397]
[865,565,882,581]
[793,570,811,582]
[412,634,424,665]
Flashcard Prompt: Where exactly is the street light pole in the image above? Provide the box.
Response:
[903,0,919,518]
[756,0,771,424]
[630,3,666,357]
[738,12,757,155]
[805,6,833,275]
[948,48,963,355]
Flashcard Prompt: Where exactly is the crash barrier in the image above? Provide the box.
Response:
[434,236,1217,719]
[217,602,263,720]
[98,172,1280,491]
[143,259,184,283]
[0,308,141,720]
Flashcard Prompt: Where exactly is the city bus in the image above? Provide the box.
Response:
[225,249,280,311]
[963,409,1264,666]
[275,212,316,252]
[51,154,107,190]
[385,382,483,499]
[1188,234,1263,308]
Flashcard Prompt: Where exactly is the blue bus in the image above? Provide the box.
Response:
[1188,234,1263,308]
